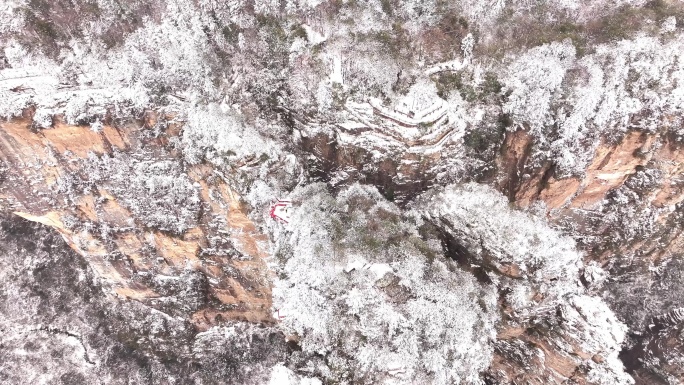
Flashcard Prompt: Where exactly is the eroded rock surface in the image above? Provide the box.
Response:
[0,115,274,330]
[2,0,684,383]
[0,213,286,385]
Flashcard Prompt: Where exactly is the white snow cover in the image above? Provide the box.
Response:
[271,183,633,383]
[0,1,25,35]
[181,103,275,164]
[414,183,633,383]
[503,40,577,139]
[501,34,684,175]
[269,364,323,385]
[272,183,498,384]
[0,41,150,122]
[564,295,634,385]
[418,183,583,309]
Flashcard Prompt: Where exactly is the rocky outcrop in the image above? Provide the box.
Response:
[300,131,439,203]
[3,101,683,384]
[419,183,634,385]
[497,128,684,384]
[499,130,663,211]
[295,113,684,382]
[487,297,630,385]
[498,128,684,261]
[0,213,286,385]
[0,113,274,330]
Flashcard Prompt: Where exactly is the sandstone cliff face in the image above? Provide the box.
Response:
[497,128,684,267]
[299,131,448,204]
[499,129,665,210]
[295,121,684,384]
[3,105,683,384]
[0,113,274,330]
[496,128,684,384]
[0,213,286,385]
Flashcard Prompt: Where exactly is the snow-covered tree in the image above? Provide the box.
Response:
[273,183,498,384]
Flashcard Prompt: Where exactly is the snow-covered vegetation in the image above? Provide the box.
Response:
[2,0,682,179]
[499,34,684,175]
[269,182,632,383]
[272,183,498,384]
[181,104,276,165]
[417,183,584,309]
[2,0,684,383]
[77,155,201,234]
[117,161,201,234]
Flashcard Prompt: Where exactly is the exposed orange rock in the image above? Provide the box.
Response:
[101,125,129,150]
[497,130,584,209]
[534,341,578,379]
[513,168,548,206]
[571,131,656,209]
[503,130,660,211]
[115,286,159,301]
[0,117,274,330]
[189,165,270,260]
[114,232,150,270]
[14,211,65,229]
[98,190,134,227]
[1,119,61,158]
[191,307,274,330]
[496,263,523,278]
[76,195,99,221]
[42,122,108,157]
[497,326,526,340]
[153,231,202,268]
[497,129,534,201]
[538,176,581,209]
[0,120,63,190]
[0,118,123,160]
